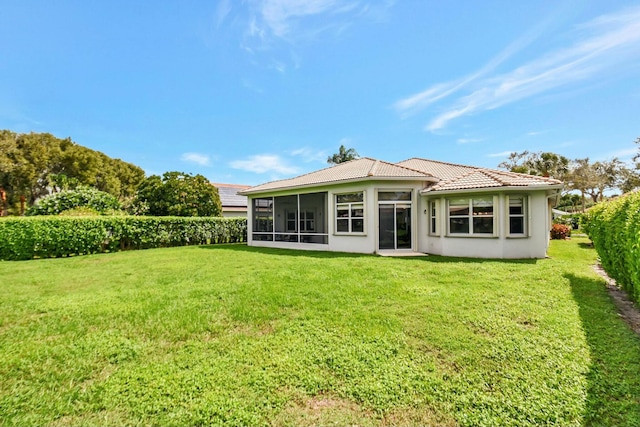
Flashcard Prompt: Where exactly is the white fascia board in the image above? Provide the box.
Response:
[240,176,438,197]
[420,184,563,197]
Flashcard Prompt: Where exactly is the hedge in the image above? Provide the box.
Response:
[583,191,640,303]
[0,216,247,261]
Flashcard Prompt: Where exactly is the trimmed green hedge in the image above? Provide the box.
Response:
[0,216,247,261]
[583,191,640,303]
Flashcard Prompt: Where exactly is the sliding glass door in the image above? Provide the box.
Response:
[378,191,412,250]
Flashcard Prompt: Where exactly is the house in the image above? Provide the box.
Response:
[212,183,250,217]
[238,158,563,258]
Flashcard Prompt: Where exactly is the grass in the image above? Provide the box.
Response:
[1,236,639,426]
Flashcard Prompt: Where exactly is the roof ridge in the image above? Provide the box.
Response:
[386,158,437,177]
[438,168,480,186]
[477,169,510,186]
[245,157,373,190]
[480,167,563,184]
[367,160,379,176]
[211,183,251,188]
[400,157,477,170]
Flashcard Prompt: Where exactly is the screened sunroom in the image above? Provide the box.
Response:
[251,192,329,244]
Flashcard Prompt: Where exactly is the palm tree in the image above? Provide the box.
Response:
[327,145,359,165]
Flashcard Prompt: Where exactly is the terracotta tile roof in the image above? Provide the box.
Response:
[396,158,476,180]
[397,158,562,193]
[239,157,436,194]
[240,156,562,195]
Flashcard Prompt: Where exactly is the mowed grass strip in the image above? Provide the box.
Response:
[1,237,639,426]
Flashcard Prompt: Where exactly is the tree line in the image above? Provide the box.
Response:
[0,130,222,217]
[498,137,640,211]
[0,130,146,215]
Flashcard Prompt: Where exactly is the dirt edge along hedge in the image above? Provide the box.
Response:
[583,190,640,304]
[0,216,247,260]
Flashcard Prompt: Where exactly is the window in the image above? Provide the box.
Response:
[429,200,439,235]
[299,211,315,232]
[286,211,297,232]
[336,192,364,233]
[508,195,527,236]
[448,197,494,235]
[252,198,273,241]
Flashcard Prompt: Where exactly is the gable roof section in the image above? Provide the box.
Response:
[239,157,436,195]
[396,158,477,180]
[397,158,562,193]
[212,183,250,207]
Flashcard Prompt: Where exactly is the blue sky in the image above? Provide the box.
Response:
[1,1,639,185]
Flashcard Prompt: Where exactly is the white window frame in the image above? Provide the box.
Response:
[429,199,440,236]
[447,196,497,237]
[506,195,529,238]
[335,192,365,235]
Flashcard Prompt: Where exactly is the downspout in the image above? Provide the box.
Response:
[545,189,562,255]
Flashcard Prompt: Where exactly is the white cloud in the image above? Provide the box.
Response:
[243,0,394,48]
[394,12,554,117]
[181,152,211,166]
[215,0,232,27]
[290,147,327,163]
[256,0,358,39]
[487,151,514,158]
[230,154,300,174]
[395,6,640,131]
[457,138,483,144]
[605,147,638,159]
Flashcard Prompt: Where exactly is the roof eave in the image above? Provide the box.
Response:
[239,175,439,196]
[420,183,563,196]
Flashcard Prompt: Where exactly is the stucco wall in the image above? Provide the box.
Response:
[246,184,555,259]
[420,191,552,259]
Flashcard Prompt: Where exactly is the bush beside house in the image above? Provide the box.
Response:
[583,191,640,303]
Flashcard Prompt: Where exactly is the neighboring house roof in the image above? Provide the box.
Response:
[239,157,437,195]
[552,208,570,216]
[212,183,250,208]
[239,157,563,195]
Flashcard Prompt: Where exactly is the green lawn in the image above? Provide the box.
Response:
[1,237,639,426]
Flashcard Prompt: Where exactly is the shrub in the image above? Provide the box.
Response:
[26,187,122,216]
[554,213,583,230]
[583,191,640,303]
[550,223,570,240]
[0,216,247,260]
[58,207,101,216]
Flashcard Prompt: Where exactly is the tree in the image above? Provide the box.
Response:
[566,158,625,210]
[633,136,640,166]
[498,151,569,180]
[327,145,359,165]
[619,165,640,194]
[0,130,146,215]
[567,158,597,212]
[133,171,222,217]
[558,193,582,212]
[0,130,19,215]
[588,159,624,202]
[497,151,531,174]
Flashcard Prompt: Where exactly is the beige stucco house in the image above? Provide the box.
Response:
[238,157,562,258]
